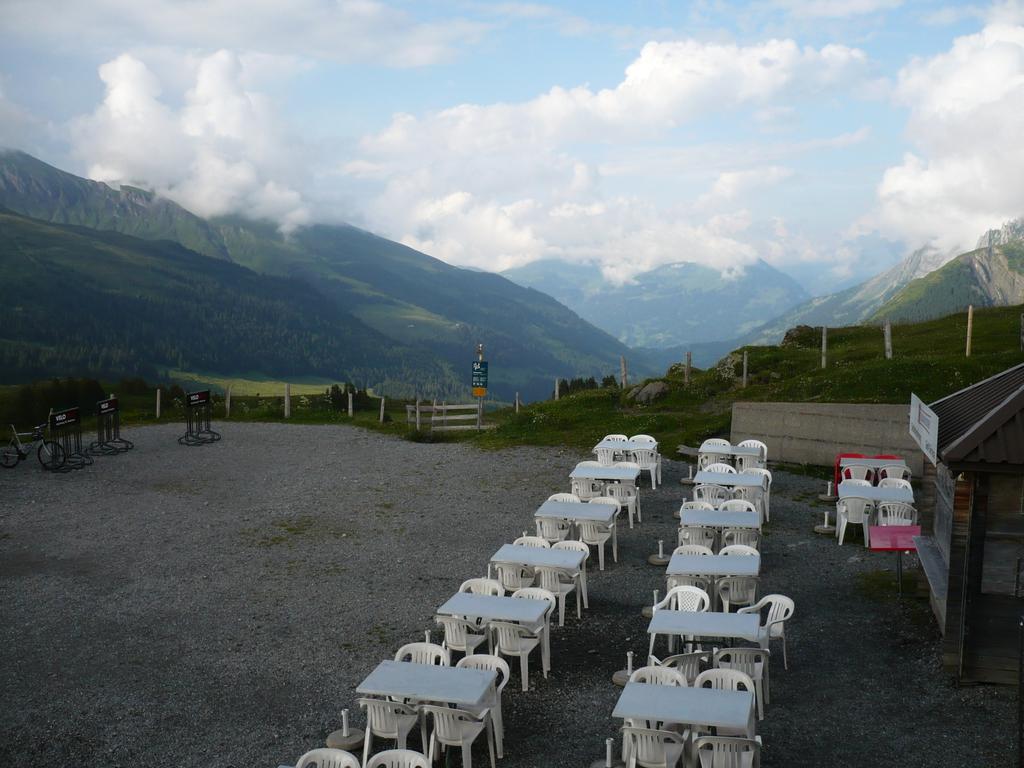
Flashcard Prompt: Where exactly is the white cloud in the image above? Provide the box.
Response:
[0,0,488,69]
[71,52,311,231]
[870,21,1024,251]
[348,37,866,280]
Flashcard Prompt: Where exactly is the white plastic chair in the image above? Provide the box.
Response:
[536,516,572,544]
[699,438,731,451]
[719,544,759,557]
[736,439,767,471]
[722,529,760,550]
[553,539,590,608]
[596,447,618,466]
[436,615,488,657]
[844,478,872,487]
[365,749,431,768]
[457,654,510,759]
[666,574,711,592]
[630,434,658,445]
[629,665,686,686]
[491,620,544,691]
[631,448,660,490]
[705,462,737,474]
[606,481,641,527]
[604,434,629,442]
[714,647,770,720]
[620,725,686,768]
[631,436,662,485]
[693,669,756,737]
[738,594,795,669]
[295,747,361,768]
[836,496,873,546]
[547,492,581,503]
[715,575,759,613]
[577,498,618,570]
[460,578,505,596]
[493,562,534,592]
[879,477,912,490]
[511,587,555,677]
[420,704,495,768]
[693,735,760,768]
[680,500,715,511]
[879,464,911,482]
[513,535,550,548]
[719,499,757,513]
[649,586,710,656]
[649,651,709,686]
[673,543,714,556]
[736,469,771,523]
[877,501,917,526]
[394,642,450,666]
[693,485,731,505]
[677,525,716,550]
[358,698,419,767]
[843,465,873,482]
[698,439,731,471]
[535,564,581,626]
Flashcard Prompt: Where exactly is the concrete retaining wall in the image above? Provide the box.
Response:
[731,401,923,475]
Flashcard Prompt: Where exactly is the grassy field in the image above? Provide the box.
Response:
[3,304,1022,452]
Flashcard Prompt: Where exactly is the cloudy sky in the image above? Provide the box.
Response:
[2,1,1023,292]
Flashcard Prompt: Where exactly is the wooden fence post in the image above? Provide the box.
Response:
[620,355,628,388]
[225,385,232,418]
[348,390,354,417]
[379,397,386,423]
[415,399,421,430]
[884,321,893,360]
[515,392,520,413]
[821,326,828,369]
[555,378,560,400]
[477,399,483,430]
[284,382,291,418]
[685,352,691,386]
[1020,313,1024,352]
[742,350,748,388]
[156,388,161,419]
[966,305,974,357]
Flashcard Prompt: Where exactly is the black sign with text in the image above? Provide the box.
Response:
[50,406,81,431]
[187,390,211,409]
[98,397,119,416]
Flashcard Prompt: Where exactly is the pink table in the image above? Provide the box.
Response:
[869,525,920,596]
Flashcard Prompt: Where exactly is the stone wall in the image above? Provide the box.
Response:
[730,401,924,475]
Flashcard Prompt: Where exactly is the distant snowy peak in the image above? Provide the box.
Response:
[977,218,1024,249]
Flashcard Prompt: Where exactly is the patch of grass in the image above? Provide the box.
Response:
[243,514,352,549]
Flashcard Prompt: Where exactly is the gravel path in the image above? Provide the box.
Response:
[0,422,1014,767]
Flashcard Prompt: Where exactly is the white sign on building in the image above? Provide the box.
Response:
[909,393,939,465]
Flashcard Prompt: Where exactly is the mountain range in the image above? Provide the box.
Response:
[502,258,808,351]
[0,151,647,399]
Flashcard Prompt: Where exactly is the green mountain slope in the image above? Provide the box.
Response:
[0,209,452,394]
[503,259,808,348]
[0,151,642,398]
[872,242,1024,323]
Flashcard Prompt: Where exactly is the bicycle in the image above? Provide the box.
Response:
[1,423,65,469]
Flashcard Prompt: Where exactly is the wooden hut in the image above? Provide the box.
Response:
[915,363,1024,683]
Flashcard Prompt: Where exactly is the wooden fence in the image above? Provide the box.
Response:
[405,401,491,432]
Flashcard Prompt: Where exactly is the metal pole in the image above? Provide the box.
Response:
[821,326,827,369]
[620,355,627,388]
[1018,614,1023,767]
[225,385,232,418]
[284,382,291,419]
[685,351,691,385]
[884,320,893,360]
[477,343,484,429]
[379,397,385,423]
[742,350,748,388]
[515,392,520,413]
[555,378,560,400]
[156,388,161,419]
[415,399,421,430]
[966,304,974,357]
[347,391,353,417]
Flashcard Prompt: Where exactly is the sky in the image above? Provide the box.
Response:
[2,0,1023,294]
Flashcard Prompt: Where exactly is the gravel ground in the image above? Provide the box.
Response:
[0,422,1015,767]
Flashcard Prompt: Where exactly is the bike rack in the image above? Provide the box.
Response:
[89,396,133,456]
[178,389,221,446]
[48,406,92,472]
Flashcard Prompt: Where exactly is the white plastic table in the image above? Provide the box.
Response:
[612,682,754,734]
[667,553,760,577]
[535,499,617,524]
[570,464,640,482]
[679,509,760,529]
[837,482,914,504]
[647,611,761,652]
[437,592,548,625]
[491,544,586,572]
[357,660,495,707]
[693,471,765,488]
